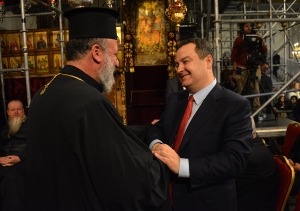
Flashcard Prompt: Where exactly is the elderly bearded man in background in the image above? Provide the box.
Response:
[0,100,27,211]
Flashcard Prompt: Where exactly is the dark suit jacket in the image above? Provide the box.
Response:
[235,136,278,211]
[166,77,183,99]
[146,83,253,211]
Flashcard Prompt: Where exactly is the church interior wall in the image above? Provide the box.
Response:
[1,1,300,124]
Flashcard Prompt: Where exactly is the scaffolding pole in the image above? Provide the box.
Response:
[20,0,31,108]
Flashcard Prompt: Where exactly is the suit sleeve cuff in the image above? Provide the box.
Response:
[149,139,163,150]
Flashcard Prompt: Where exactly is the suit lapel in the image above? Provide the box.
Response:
[177,84,222,152]
[168,91,189,146]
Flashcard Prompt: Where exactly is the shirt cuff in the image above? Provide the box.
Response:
[178,158,190,178]
[149,139,163,150]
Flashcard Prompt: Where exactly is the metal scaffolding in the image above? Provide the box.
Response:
[199,0,300,117]
[0,0,64,117]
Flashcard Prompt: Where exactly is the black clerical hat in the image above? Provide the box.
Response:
[64,7,119,40]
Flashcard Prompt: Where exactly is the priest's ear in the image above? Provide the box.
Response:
[91,44,104,63]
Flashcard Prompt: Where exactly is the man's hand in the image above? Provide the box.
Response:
[0,156,12,166]
[152,144,180,174]
[294,163,300,172]
[7,155,21,164]
[151,119,160,125]
[288,159,295,166]
[0,155,21,167]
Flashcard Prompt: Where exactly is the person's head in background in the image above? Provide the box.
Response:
[261,62,269,76]
[290,95,298,107]
[229,69,236,82]
[240,22,256,35]
[290,81,300,90]
[7,100,26,135]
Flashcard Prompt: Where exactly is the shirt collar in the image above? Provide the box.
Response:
[192,78,217,105]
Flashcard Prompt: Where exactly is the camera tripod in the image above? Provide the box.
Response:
[243,71,278,119]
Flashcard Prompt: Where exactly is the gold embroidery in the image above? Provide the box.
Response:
[40,73,84,95]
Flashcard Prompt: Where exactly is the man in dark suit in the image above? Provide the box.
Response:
[259,62,273,113]
[166,77,183,99]
[235,117,278,211]
[145,38,253,211]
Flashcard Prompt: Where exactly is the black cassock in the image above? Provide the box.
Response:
[25,65,169,211]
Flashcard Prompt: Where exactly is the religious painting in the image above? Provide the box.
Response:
[117,47,124,68]
[36,55,49,73]
[135,1,167,65]
[20,32,34,50]
[34,31,48,50]
[52,30,63,48]
[116,24,124,45]
[9,56,22,69]
[65,30,69,42]
[0,34,7,52]
[52,53,66,73]
[26,56,35,73]
[7,33,20,51]
[2,58,8,69]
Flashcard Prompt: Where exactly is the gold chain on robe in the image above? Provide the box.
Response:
[40,73,84,95]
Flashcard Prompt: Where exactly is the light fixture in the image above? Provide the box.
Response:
[106,0,114,8]
[292,43,300,58]
[49,0,56,8]
[281,22,288,29]
[255,22,263,30]
[165,0,187,33]
[68,0,93,8]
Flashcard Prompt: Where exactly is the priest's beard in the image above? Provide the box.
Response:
[8,116,25,135]
[98,54,115,94]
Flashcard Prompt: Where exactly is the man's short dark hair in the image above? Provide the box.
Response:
[261,61,269,66]
[177,38,213,60]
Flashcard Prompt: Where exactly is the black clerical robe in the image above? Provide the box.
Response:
[25,65,169,211]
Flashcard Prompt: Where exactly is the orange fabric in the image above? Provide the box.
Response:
[282,124,300,156]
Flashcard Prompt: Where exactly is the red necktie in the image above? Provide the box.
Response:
[170,95,194,205]
[172,95,194,152]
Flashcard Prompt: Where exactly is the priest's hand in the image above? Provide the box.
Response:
[7,155,21,165]
[0,156,12,166]
[152,144,180,174]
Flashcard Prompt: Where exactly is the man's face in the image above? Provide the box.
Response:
[7,101,24,120]
[98,39,119,94]
[231,72,237,80]
[261,64,269,75]
[243,23,252,34]
[175,43,213,93]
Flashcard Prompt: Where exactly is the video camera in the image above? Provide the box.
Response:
[243,34,265,79]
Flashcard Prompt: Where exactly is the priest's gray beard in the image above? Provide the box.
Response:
[98,54,115,94]
[8,116,26,135]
